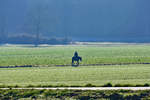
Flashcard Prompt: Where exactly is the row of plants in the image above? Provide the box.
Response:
[0,89,150,100]
[0,83,150,88]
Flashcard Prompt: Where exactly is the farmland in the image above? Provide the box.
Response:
[0,44,150,86]
[0,44,150,66]
[1,44,150,99]
[0,64,150,86]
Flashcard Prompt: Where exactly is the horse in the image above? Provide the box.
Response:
[72,52,82,66]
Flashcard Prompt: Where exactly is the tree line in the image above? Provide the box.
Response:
[0,0,71,46]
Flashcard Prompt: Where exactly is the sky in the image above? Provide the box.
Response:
[0,0,150,42]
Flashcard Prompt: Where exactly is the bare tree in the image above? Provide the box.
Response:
[24,2,47,47]
[33,6,41,47]
[0,15,7,44]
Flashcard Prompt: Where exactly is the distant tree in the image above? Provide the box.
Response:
[0,15,7,44]
[24,1,48,47]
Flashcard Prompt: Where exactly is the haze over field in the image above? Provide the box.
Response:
[0,0,150,42]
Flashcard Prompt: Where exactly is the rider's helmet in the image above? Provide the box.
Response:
[74,51,78,57]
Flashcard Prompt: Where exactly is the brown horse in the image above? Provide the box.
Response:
[72,52,82,66]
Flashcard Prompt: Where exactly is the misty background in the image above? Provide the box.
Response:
[0,0,150,44]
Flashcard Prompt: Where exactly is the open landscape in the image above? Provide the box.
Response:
[0,44,150,99]
[1,44,150,67]
[0,44,150,87]
[1,0,150,99]
[0,64,150,86]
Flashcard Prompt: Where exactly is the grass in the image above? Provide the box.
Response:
[0,44,150,86]
[0,65,150,86]
[1,89,150,100]
[0,44,150,66]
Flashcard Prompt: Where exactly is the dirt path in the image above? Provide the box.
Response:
[1,63,150,68]
[56,63,150,67]
[1,87,150,90]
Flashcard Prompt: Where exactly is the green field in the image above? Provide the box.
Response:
[0,64,150,86]
[0,44,150,86]
[0,44,150,66]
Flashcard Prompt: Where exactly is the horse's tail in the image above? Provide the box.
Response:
[79,57,82,61]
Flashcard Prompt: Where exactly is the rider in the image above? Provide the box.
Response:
[74,51,78,57]
[72,51,82,66]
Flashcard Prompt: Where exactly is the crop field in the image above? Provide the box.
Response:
[0,44,150,66]
[0,44,150,86]
[0,64,150,86]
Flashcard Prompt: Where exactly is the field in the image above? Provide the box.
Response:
[0,44,150,87]
[0,44,150,66]
[0,64,150,86]
[1,44,150,99]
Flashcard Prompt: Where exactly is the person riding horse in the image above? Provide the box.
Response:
[72,51,82,66]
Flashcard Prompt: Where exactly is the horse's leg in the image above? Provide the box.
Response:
[72,58,73,64]
[72,58,74,66]
[77,60,79,66]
